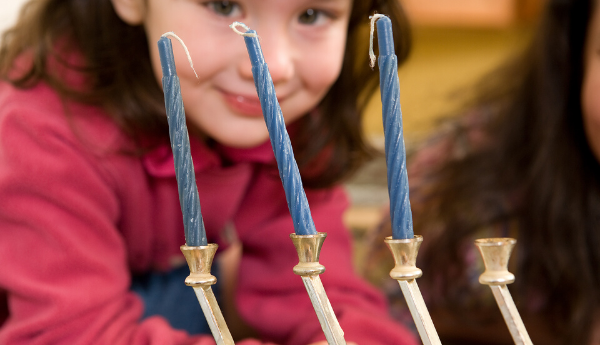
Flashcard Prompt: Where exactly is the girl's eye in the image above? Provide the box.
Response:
[298,9,328,25]
[205,1,242,17]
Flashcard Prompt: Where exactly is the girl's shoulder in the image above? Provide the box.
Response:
[0,80,147,207]
[0,81,131,154]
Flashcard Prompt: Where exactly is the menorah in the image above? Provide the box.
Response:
[157,14,535,345]
[181,233,532,345]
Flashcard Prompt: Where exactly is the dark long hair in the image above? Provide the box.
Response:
[416,0,600,343]
[0,0,411,189]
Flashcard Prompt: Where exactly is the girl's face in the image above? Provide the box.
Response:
[582,4,600,162]
[112,0,352,148]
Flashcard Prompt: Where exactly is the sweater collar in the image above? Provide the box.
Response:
[142,136,274,177]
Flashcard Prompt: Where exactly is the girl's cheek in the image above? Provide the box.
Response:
[583,114,600,162]
[303,42,345,92]
[582,8,600,162]
[582,64,600,162]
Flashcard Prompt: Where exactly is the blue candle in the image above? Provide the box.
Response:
[376,16,414,239]
[242,29,317,236]
[158,37,207,246]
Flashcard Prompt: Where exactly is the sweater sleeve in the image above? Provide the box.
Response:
[0,101,212,345]
[233,169,418,345]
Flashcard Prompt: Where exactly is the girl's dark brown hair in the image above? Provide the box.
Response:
[0,0,411,189]
[416,0,600,343]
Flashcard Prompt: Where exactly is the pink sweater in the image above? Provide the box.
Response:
[0,81,417,345]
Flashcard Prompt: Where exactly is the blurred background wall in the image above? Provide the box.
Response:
[364,0,543,145]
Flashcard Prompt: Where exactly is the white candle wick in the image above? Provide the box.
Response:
[161,31,199,80]
[369,14,387,69]
[229,22,259,38]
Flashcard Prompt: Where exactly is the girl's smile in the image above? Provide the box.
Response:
[220,90,264,117]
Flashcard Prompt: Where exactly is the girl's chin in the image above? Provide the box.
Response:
[211,130,271,149]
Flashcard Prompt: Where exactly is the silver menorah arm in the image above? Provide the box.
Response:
[181,244,234,345]
[385,235,442,345]
[290,233,346,345]
[475,238,533,345]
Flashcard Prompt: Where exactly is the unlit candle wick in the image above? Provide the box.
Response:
[369,14,386,69]
[161,31,199,79]
[229,22,258,38]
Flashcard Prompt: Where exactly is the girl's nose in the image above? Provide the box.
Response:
[261,39,295,85]
[238,55,254,81]
[237,32,294,86]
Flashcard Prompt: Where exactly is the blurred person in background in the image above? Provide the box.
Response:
[366,0,600,343]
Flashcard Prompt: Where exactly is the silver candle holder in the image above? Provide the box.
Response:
[475,238,533,345]
[385,235,441,345]
[181,244,234,345]
[181,234,347,345]
[290,232,347,345]
[384,236,534,345]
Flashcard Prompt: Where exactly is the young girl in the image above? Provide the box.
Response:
[0,0,417,344]
[367,0,600,344]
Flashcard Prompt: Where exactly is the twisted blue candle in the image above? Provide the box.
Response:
[158,37,207,246]
[376,16,414,239]
[242,29,317,236]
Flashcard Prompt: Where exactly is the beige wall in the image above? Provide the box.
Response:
[0,0,28,37]
[364,25,533,145]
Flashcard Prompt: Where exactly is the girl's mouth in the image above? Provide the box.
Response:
[222,91,264,117]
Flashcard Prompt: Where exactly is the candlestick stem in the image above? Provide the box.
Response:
[181,244,234,345]
[290,233,346,345]
[475,238,533,345]
[385,236,441,345]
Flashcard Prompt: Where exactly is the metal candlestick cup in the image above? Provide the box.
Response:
[385,235,441,345]
[290,232,346,345]
[475,238,533,345]
[181,244,234,345]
